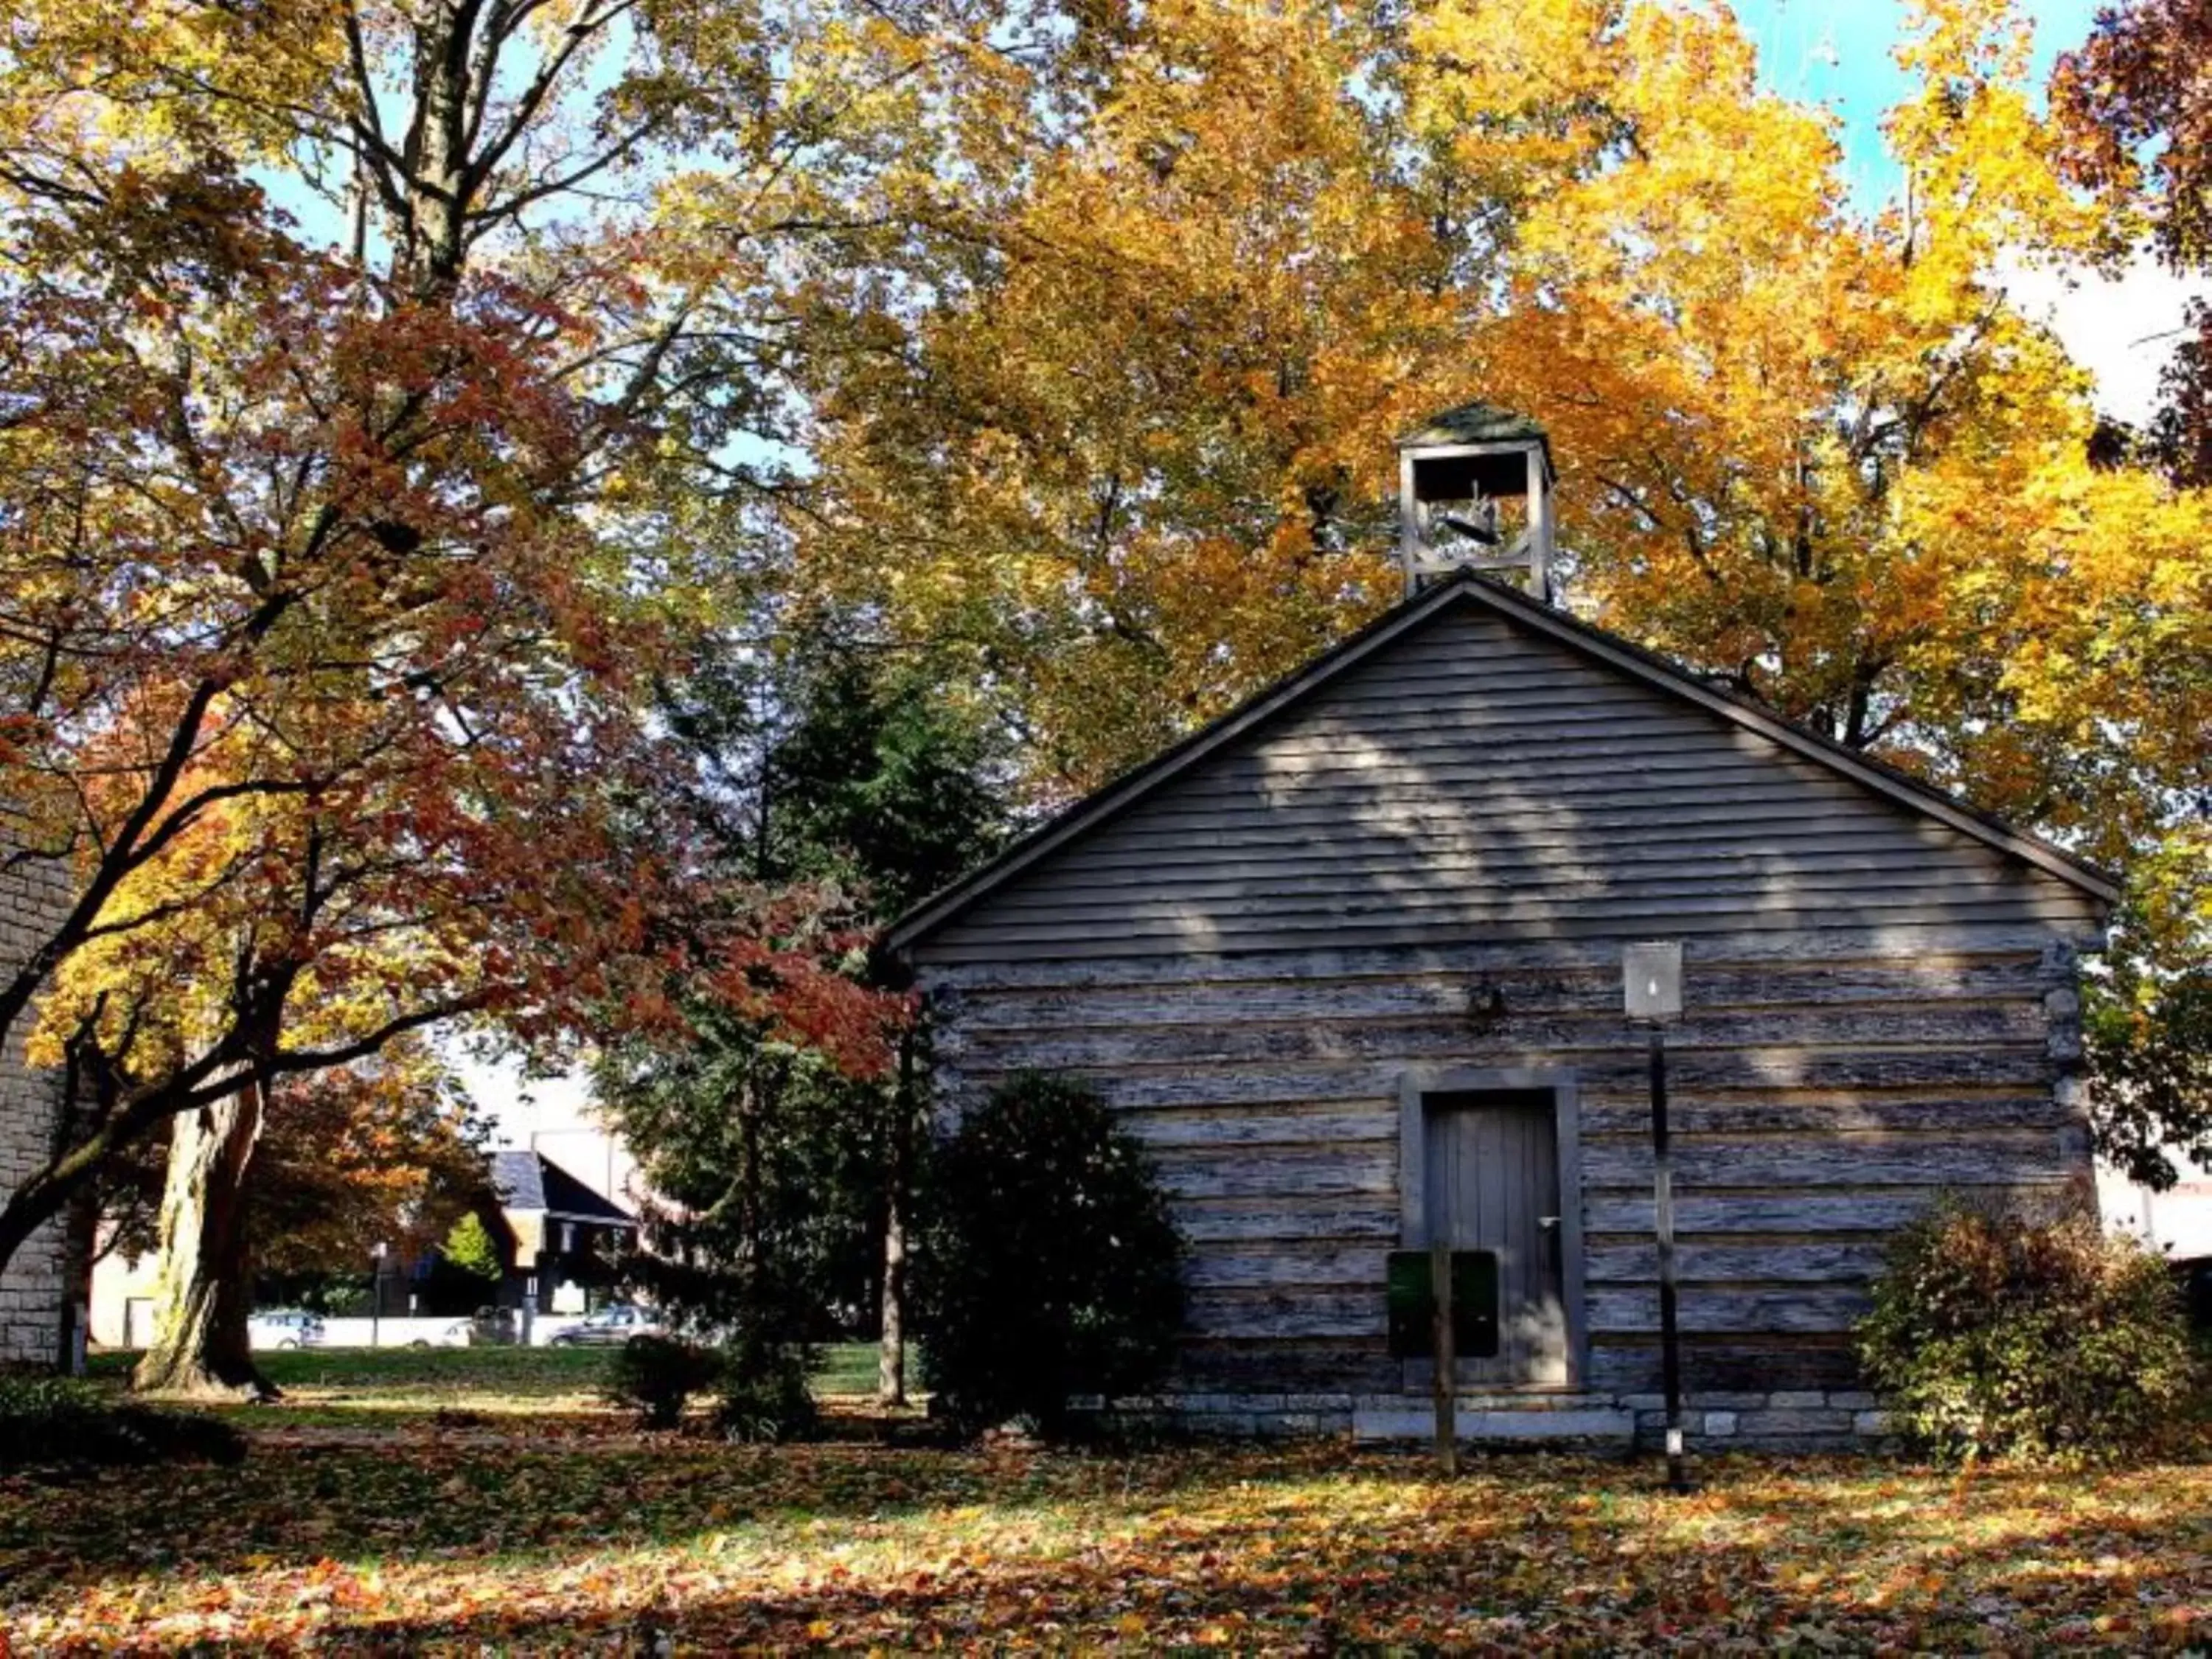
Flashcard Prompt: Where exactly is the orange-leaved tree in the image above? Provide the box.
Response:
[2053,0,2212,487]
[0,0,952,1386]
[2046,0,2212,1179]
[0,182,900,1390]
[785,0,1439,794]
[91,1037,487,1282]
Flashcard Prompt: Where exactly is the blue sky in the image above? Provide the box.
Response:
[1725,1,2199,421]
[1731,0,2107,207]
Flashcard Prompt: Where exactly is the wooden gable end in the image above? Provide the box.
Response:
[911,598,2108,965]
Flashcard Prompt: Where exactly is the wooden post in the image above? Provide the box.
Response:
[1399,448,1421,598]
[1525,445,1553,601]
[1430,1234,1456,1476]
[1649,1029,1688,1494]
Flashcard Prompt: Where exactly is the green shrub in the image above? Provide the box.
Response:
[916,1073,1183,1439]
[716,1342,818,1444]
[0,1375,246,1471]
[1858,1200,2197,1461]
[604,1334,722,1429]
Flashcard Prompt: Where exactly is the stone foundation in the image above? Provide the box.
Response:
[1112,1388,1896,1452]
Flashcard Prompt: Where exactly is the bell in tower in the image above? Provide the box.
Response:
[1397,403,1556,601]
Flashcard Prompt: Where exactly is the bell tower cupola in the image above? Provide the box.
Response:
[1397,403,1556,601]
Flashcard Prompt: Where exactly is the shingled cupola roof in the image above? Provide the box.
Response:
[1398,400,1554,459]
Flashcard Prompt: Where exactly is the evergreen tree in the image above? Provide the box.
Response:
[598,645,1006,1383]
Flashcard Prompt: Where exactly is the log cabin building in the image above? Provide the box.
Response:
[887,407,2118,1449]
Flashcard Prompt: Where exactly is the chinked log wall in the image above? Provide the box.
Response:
[925,928,2093,1439]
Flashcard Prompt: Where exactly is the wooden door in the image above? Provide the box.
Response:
[1424,1090,1569,1386]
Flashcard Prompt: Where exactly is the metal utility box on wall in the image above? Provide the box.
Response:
[1385,1249,1500,1360]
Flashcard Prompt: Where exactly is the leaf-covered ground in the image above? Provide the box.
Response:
[13,1355,2211,1652]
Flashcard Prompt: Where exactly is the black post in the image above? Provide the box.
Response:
[1649,1029,1688,1493]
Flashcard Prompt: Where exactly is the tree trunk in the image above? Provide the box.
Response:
[877,1186,907,1406]
[133,1082,276,1401]
[878,1029,917,1407]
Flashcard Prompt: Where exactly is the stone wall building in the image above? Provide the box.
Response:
[0,855,77,1369]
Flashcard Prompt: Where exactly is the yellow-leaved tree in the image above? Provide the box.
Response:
[785,0,2210,1171]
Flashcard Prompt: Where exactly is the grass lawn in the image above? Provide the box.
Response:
[14,1353,2208,1651]
[82,1341,898,1419]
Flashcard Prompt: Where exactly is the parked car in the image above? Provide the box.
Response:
[547,1304,664,1348]
[246,1310,325,1351]
[438,1306,521,1347]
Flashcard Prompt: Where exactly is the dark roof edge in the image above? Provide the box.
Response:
[887,573,2121,953]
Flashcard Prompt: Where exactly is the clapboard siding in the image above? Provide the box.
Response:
[973,841,2062,900]
[947,1004,2047,1071]
[1584,1239,1890,1283]
[915,605,2104,965]
[1169,1200,1403,1243]
[1124,1092,2071,1147]
[1580,1186,2077,1234]
[947,1045,2056,1109]
[967,866,2065,928]
[916,901,2097,962]
[904,591,2106,1402]
[1585,1338,1865,1396]
[1578,1132,2070,1189]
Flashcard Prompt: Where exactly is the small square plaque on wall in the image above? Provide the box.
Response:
[1623,941,1683,1020]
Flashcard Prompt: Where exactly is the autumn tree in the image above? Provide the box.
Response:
[246,1048,487,1283]
[0,0,961,1387]
[2053,0,2212,486]
[791,0,2210,1174]
[0,200,714,1393]
[2045,0,2212,1179]
[788,1,1439,794]
[97,1040,485,1384]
